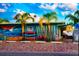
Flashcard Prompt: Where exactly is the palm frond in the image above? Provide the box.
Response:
[65,14,79,24]
[22,13,30,18]
[43,12,57,21]
[50,12,57,16]
[49,15,57,21]
[74,10,79,15]
[65,14,74,20]
[74,10,79,19]
[26,17,35,22]
[14,13,21,20]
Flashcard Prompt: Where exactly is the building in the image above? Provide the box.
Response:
[0,22,65,41]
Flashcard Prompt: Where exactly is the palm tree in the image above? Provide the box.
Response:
[39,12,57,41]
[39,12,57,31]
[44,12,57,32]
[14,12,34,37]
[65,10,79,24]
[39,17,49,29]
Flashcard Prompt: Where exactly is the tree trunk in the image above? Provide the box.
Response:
[21,22,25,34]
[21,22,25,40]
[48,24,51,32]
[47,23,52,42]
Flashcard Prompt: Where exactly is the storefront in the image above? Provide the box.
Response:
[0,22,65,41]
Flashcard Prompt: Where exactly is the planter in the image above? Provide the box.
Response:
[25,37,36,41]
[7,36,23,41]
[37,35,47,41]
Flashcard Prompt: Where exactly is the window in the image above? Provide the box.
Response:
[27,26,33,31]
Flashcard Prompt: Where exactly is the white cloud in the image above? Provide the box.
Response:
[39,3,78,16]
[52,3,58,10]
[64,3,77,10]
[13,9,25,15]
[13,9,25,19]
[2,3,6,6]
[58,4,65,8]
[39,3,58,10]
[1,3,11,9]
[58,3,78,16]
[0,8,6,12]
[58,3,78,11]
[7,4,11,6]
[39,3,78,11]
[28,13,40,23]
[61,11,70,16]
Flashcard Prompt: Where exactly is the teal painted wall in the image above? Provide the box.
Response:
[24,24,60,40]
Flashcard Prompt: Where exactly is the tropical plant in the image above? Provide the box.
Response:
[39,12,57,31]
[43,12,57,22]
[0,18,9,23]
[39,12,58,42]
[65,10,79,24]
[14,12,34,37]
[39,17,49,29]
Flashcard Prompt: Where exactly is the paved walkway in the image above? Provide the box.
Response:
[0,41,78,56]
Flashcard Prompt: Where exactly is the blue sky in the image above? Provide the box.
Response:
[0,3,79,23]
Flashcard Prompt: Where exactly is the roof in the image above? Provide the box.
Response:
[0,21,65,25]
